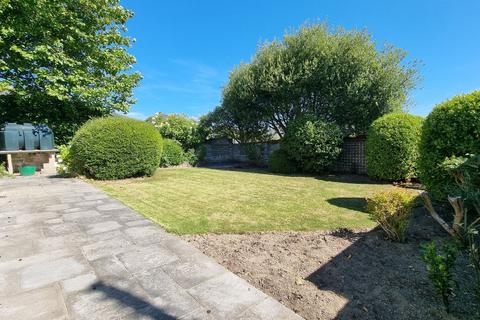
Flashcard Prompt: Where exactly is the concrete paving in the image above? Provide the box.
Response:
[0,176,303,320]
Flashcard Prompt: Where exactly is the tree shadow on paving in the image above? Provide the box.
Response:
[91,281,176,320]
[327,197,368,213]
[305,209,479,320]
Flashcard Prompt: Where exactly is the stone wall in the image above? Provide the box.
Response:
[203,137,367,174]
[203,139,280,165]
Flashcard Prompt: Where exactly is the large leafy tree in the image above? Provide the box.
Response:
[147,113,199,150]
[221,24,418,138]
[0,0,141,143]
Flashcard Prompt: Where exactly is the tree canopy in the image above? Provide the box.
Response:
[0,0,141,143]
[216,24,417,141]
[147,112,199,150]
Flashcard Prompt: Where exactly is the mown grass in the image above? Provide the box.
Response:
[93,168,391,234]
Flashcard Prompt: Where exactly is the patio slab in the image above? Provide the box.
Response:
[0,176,303,320]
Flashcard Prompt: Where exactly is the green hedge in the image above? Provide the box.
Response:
[160,139,184,167]
[282,116,343,173]
[418,91,480,198]
[268,149,298,174]
[366,113,423,181]
[70,117,163,180]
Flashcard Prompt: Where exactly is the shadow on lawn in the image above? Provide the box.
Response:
[327,197,368,212]
[306,209,479,320]
[91,281,176,320]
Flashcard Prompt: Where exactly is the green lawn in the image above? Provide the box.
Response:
[93,168,391,234]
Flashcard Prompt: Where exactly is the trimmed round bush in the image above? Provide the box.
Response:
[70,117,163,180]
[160,139,184,167]
[366,113,423,181]
[268,149,298,174]
[418,91,480,198]
[282,116,343,173]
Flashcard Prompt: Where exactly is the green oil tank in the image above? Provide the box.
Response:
[22,123,38,150]
[0,123,23,151]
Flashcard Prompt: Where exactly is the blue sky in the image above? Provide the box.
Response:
[121,0,480,120]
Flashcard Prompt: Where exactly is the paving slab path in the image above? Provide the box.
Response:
[0,176,303,320]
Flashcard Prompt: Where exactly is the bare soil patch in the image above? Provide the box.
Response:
[183,209,479,320]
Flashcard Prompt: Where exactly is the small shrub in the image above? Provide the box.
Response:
[268,149,298,174]
[418,91,480,199]
[160,139,184,167]
[195,145,207,162]
[282,116,343,173]
[56,144,73,175]
[184,149,198,166]
[366,113,423,181]
[70,117,163,180]
[244,144,263,166]
[366,189,416,242]
[421,241,458,313]
[0,162,11,178]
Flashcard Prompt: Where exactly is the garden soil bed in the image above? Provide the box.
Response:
[183,208,479,320]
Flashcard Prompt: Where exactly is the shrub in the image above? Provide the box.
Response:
[244,144,263,166]
[421,241,458,313]
[0,162,11,178]
[147,113,199,150]
[282,116,343,173]
[56,144,73,176]
[184,149,198,166]
[267,149,298,174]
[160,139,184,167]
[418,91,480,199]
[70,117,163,180]
[366,189,416,242]
[366,113,423,181]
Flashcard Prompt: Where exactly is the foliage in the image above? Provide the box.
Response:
[244,144,263,166]
[366,189,416,242]
[282,116,343,173]
[147,113,198,150]
[418,91,480,199]
[443,154,480,301]
[0,0,141,144]
[70,117,162,180]
[197,105,271,144]
[421,241,458,313]
[267,149,298,174]
[219,23,417,140]
[0,162,11,178]
[160,139,184,167]
[366,113,423,181]
[183,149,198,166]
[56,144,73,176]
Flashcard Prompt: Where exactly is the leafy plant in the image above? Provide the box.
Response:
[183,149,198,166]
[0,162,11,178]
[0,0,141,144]
[56,144,73,176]
[418,91,480,199]
[160,139,184,167]
[421,241,458,313]
[70,117,163,180]
[220,23,417,140]
[443,154,480,301]
[267,149,298,174]
[366,189,416,242]
[282,116,343,173]
[366,113,423,181]
[147,113,199,150]
[244,144,263,166]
